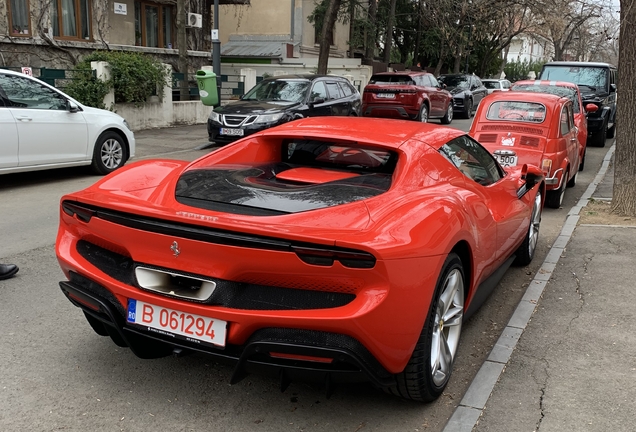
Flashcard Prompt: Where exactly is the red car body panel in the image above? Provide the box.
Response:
[511,80,587,167]
[56,117,543,382]
[469,92,579,192]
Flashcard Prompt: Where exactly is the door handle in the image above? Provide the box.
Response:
[15,116,32,122]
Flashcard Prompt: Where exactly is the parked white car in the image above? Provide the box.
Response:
[0,69,135,175]
[482,79,512,94]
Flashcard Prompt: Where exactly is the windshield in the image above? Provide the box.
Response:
[242,79,310,102]
[511,84,580,113]
[540,66,608,91]
[438,76,469,89]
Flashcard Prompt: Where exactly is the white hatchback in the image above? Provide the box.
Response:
[0,69,135,175]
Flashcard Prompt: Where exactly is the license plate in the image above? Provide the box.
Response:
[127,299,227,347]
[377,93,395,99]
[494,154,518,167]
[220,128,244,136]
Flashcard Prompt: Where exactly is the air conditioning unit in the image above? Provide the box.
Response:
[187,13,203,28]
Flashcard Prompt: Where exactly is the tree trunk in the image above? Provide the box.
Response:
[434,41,445,76]
[414,0,423,66]
[364,0,378,62]
[348,1,355,58]
[613,0,636,216]
[317,0,342,74]
[177,0,188,101]
[383,0,398,63]
[453,45,463,73]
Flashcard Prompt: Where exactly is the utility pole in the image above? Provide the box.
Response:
[212,0,221,106]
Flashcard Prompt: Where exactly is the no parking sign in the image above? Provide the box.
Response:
[21,67,32,76]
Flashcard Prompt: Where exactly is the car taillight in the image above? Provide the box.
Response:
[541,159,552,176]
[292,246,376,269]
[62,201,95,222]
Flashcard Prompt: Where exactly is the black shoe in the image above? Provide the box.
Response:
[0,264,19,280]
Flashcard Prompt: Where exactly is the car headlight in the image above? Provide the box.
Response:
[209,111,221,123]
[254,113,285,124]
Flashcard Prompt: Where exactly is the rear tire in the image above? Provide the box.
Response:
[606,118,616,139]
[589,120,607,147]
[567,169,577,188]
[578,148,586,171]
[385,253,465,402]
[419,104,429,123]
[546,169,568,209]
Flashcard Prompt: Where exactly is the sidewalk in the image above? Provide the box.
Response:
[445,145,636,431]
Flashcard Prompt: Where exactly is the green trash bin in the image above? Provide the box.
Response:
[196,70,219,106]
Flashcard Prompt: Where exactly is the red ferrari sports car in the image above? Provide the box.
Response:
[470,91,580,209]
[56,117,544,402]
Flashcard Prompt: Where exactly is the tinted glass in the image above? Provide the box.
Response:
[339,81,354,97]
[483,81,501,89]
[511,83,580,113]
[242,79,310,103]
[439,136,503,186]
[325,82,343,100]
[310,82,328,101]
[369,75,414,85]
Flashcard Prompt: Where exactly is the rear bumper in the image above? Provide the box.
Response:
[60,274,394,387]
[362,104,418,120]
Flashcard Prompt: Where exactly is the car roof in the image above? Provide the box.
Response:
[262,74,349,82]
[257,116,465,150]
[482,78,507,82]
[371,71,433,77]
[483,91,569,106]
[513,80,578,88]
[543,61,616,68]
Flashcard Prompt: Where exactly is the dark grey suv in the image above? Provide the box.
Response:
[207,75,361,145]
[539,62,617,147]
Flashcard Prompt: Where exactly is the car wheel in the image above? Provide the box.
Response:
[590,121,607,147]
[579,148,586,172]
[91,131,128,175]
[464,99,473,119]
[513,190,542,266]
[440,103,453,124]
[546,169,568,209]
[419,104,429,123]
[606,118,616,139]
[567,169,578,187]
[387,253,464,402]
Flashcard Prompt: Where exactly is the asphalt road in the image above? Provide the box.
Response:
[0,119,614,432]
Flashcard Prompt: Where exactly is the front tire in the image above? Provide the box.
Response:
[463,99,473,119]
[440,103,453,124]
[387,253,465,402]
[513,191,542,266]
[91,131,128,175]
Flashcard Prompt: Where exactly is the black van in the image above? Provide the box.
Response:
[539,62,617,147]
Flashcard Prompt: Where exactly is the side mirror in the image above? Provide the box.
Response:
[521,164,542,189]
[309,97,325,106]
[610,83,617,93]
[68,100,81,113]
[585,103,599,113]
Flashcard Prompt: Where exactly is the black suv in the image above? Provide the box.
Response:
[539,62,617,147]
[207,75,361,144]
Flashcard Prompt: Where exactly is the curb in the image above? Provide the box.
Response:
[442,144,616,432]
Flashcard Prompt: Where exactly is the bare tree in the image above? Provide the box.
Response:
[613,0,636,216]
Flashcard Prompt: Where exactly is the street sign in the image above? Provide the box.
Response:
[21,67,32,76]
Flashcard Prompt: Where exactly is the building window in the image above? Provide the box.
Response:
[135,1,174,48]
[8,0,31,36]
[51,0,91,40]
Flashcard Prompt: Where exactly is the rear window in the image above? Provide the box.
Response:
[284,139,397,174]
[486,101,547,123]
[368,75,414,85]
[483,81,501,89]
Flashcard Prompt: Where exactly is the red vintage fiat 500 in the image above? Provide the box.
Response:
[470,91,579,208]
